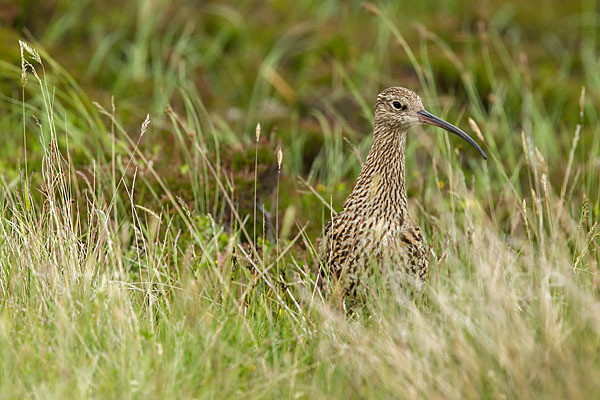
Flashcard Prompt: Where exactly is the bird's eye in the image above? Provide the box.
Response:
[392,101,406,110]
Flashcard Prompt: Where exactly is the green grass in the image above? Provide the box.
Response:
[1,0,600,398]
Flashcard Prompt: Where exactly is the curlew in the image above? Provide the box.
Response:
[319,87,486,307]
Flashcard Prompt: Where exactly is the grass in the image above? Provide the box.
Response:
[1,0,600,398]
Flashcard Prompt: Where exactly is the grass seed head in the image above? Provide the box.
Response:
[277,147,283,171]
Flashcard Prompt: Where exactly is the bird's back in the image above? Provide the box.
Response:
[318,207,428,304]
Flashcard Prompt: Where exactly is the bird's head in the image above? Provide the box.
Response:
[374,87,487,159]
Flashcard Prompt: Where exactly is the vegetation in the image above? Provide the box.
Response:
[1,0,599,398]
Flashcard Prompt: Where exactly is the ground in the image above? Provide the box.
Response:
[0,0,599,398]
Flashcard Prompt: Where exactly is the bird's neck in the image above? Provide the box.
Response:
[343,123,408,221]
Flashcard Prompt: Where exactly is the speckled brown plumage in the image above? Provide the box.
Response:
[319,87,486,306]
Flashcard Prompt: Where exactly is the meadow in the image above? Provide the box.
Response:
[1,0,599,398]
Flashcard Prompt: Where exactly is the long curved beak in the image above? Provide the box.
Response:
[417,109,487,160]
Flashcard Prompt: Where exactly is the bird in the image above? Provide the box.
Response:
[318,87,486,307]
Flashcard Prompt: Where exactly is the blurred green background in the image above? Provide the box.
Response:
[0,0,596,245]
[2,0,598,240]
